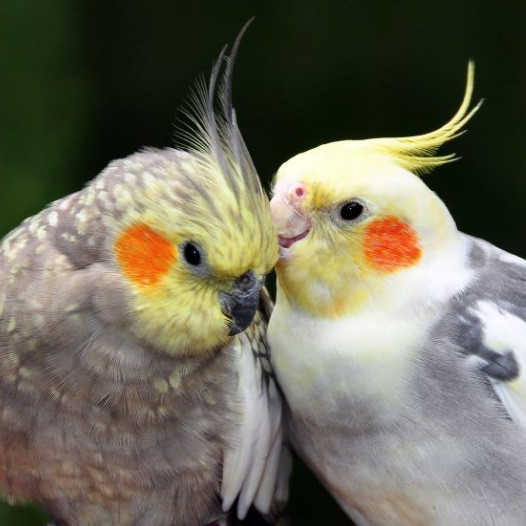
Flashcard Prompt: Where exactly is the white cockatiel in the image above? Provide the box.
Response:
[268,63,526,526]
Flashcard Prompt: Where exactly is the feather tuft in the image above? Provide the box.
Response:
[175,19,264,205]
[363,61,482,175]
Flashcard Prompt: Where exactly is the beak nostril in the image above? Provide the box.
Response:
[234,270,255,290]
[288,182,307,202]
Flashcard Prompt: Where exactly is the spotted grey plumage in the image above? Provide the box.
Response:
[0,25,288,526]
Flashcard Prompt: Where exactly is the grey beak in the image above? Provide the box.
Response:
[219,271,262,336]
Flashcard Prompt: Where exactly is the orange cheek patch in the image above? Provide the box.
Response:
[115,223,176,286]
[363,216,421,272]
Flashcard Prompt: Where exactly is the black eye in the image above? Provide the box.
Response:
[183,242,201,266]
[340,201,364,221]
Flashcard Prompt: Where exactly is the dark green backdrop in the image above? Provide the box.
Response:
[1,1,525,524]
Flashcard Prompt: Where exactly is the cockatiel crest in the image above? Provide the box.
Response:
[357,61,479,174]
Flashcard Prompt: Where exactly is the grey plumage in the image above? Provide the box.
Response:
[278,234,526,526]
[0,33,285,526]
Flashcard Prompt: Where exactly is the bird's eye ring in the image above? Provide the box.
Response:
[183,242,201,266]
[340,201,364,221]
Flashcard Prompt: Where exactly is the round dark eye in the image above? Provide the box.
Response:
[340,201,364,221]
[183,242,201,266]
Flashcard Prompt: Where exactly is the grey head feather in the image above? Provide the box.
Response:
[176,19,264,211]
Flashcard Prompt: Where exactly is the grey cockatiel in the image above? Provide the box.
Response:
[268,63,526,525]
[0,31,288,526]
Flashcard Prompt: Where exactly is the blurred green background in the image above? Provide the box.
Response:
[1,1,525,524]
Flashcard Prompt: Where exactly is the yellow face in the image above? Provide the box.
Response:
[271,141,455,318]
[111,164,278,356]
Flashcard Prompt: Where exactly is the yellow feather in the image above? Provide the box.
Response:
[361,61,482,174]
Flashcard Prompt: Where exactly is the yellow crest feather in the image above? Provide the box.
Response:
[364,61,482,175]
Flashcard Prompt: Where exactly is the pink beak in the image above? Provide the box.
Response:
[270,181,311,257]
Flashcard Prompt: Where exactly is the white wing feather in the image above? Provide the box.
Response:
[220,330,286,519]
[474,300,526,429]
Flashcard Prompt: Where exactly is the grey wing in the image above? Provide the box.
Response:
[0,197,133,424]
[446,234,526,428]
